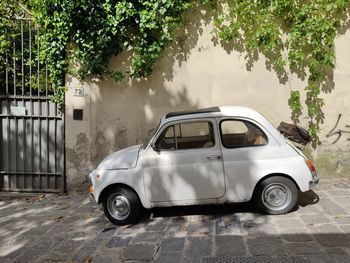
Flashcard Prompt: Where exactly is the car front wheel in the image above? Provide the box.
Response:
[255,176,298,215]
[102,187,142,225]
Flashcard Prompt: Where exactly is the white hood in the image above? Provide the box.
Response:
[97,145,141,170]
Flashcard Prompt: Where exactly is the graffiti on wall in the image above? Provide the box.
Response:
[326,114,350,144]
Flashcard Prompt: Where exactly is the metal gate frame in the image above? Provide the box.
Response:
[0,6,66,193]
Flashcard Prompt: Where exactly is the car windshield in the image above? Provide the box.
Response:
[142,121,160,149]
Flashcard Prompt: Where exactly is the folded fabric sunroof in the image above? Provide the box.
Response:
[165,106,221,119]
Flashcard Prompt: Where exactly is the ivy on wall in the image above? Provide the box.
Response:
[212,0,350,142]
[30,0,193,102]
[1,0,350,142]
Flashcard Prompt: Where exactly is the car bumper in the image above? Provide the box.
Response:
[89,192,96,203]
[309,177,319,188]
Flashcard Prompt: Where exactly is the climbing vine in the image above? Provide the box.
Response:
[1,0,350,141]
[211,0,350,141]
[29,0,194,102]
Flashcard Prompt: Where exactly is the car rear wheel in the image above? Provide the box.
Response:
[102,187,142,225]
[255,176,298,215]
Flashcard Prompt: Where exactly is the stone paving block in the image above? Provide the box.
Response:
[202,256,310,263]
[313,233,350,247]
[333,182,350,189]
[123,244,159,261]
[280,228,314,242]
[243,221,278,235]
[324,247,348,255]
[273,213,297,219]
[300,214,330,224]
[340,225,350,233]
[315,192,329,198]
[134,231,164,243]
[22,225,53,236]
[87,237,108,247]
[297,205,320,214]
[43,223,77,239]
[184,236,212,262]
[286,242,322,254]
[116,224,144,236]
[105,236,131,248]
[333,196,350,205]
[154,251,183,263]
[306,254,350,263]
[186,221,214,237]
[247,236,285,256]
[15,242,54,262]
[160,238,185,252]
[215,216,243,235]
[334,216,350,225]
[71,246,97,262]
[187,236,212,252]
[328,190,350,197]
[70,231,97,242]
[275,218,305,229]
[98,226,118,237]
[146,222,168,232]
[318,198,346,216]
[310,223,343,234]
[44,240,83,262]
[214,235,245,256]
[235,212,267,222]
[93,249,123,263]
[0,244,27,261]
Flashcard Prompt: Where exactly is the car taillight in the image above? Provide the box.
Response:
[306,159,317,174]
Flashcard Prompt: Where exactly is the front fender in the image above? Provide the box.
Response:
[90,168,150,209]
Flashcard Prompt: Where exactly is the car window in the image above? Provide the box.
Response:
[180,122,211,137]
[154,121,215,150]
[154,125,177,150]
[220,120,267,148]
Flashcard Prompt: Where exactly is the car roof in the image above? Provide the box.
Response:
[162,106,266,123]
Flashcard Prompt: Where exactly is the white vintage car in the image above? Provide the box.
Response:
[89,106,319,225]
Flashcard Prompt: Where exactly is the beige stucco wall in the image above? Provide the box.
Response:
[65,9,350,188]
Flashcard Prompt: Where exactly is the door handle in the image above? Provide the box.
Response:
[207,155,222,160]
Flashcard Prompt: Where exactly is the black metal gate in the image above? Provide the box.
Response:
[0,7,65,193]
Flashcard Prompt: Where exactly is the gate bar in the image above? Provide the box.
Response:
[5,54,8,94]
[46,65,49,188]
[13,34,16,96]
[29,20,32,96]
[21,20,24,95]
[21,20,26,189]
[37,26,40,96]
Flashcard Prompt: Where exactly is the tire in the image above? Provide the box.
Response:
[255,176,298,215]
[102,187,142,225]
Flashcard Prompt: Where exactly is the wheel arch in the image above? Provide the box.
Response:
[251,173,300,200]
[98,183,142,206]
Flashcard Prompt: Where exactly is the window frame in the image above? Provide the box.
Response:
[152,119,216,152]
[219,118,269,149]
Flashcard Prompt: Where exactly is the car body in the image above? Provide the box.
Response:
[89,106,319,225]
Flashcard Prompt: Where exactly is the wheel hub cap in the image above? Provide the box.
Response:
[107,194,131,220]
[262,183,292,211]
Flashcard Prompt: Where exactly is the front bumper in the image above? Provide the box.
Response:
[309,177,319,188]
[88,192,96,203]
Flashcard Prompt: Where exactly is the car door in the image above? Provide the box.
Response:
[142,119,226,203]
[218,118,273,202]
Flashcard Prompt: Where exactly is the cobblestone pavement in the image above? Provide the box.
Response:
[1,178,350,263]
